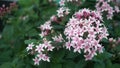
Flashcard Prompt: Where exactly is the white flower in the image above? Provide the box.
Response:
[35,44,44,53]
[115,6,120,13]
[65,8,70,15]
[33,57,40,65]
[52,34,64,42]
[26,43,34,51]
[59,0,65,6]
[47,45,55,51]
[42,55,50,62]
[43,40,52,48]
[57,7,65,17]
[40,20,52,30]
[37,53,45,60]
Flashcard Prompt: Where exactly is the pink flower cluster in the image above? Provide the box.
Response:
[59,0,78,6]
[109,37,120,47]
[52,34,64,42]
[56,0,81,18]
[57,7,70,17]
[64,8,109,60]
[39,21,52,38]
[58,0,79,7]
[28,11,65,65]
[26,38,54,65]
[0,2,17,18]
[26,0,114,65]
[27,0,68,64]
[95,0,120,19]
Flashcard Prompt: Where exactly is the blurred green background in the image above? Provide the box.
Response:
[0,0,120,68]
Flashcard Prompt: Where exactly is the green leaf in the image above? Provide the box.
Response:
[52,25,65,30]
[105,60,112,68]
[55,0,60,5]
[0,50,12,64]
[63,61,75,68]
[75,60,86,68]
[27,29,38,37]
[24,39,37,44]
[111,64,120,68]
[38,61,50,68]
[66,51,79,59]
[101,38,109,43]
[50,48,65,63]
[0,62,12,68]
[95,52,113,61]
[50,63,62,68]
[2,25,14,41]
[114,43,120,52]
[19,0,39,7]
[94,62,105,68]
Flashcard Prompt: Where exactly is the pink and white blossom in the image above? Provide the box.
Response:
[50,15,57,22]
[114,6,120,13]
[57,7,65,17]
[26,43,34,51]
[64,8,109,60]
[95,0,119,19]
[35,44,44,53]
[33,57,40,65]
[52,34,64,42]
[26,38,54,64]
[40,21,52,31]
[59,0,65,6]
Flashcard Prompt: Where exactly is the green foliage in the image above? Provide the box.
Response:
[0,0,120,68]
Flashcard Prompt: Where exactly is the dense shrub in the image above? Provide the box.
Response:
[0,0,120,68]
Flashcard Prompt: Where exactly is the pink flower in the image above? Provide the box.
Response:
[33,57,40,65]
[82,9,90,18]
[29,38,54,63]
[43,39,52,48]
[52,34,64,42]
[114,6,120,13]
[83,42,91,53]
[57,7,70,17]
[66,0,78,2]
[65,8,70,15]
[84,49,97,61]
[47,45,55,51]
[117,38,120,43]
[35,44,44,53]
[39,31,48,38]
[90,49,97,57]
[26,43,34,51]
[65,42,71,50]
[73,47,81,53]
[37,53,45,60]
[59,0,65,6]
[37,53,50,62]
[95,0,119,20]
[39,20,52,38]
[57,7,65,17]
[84,54,93,61]
[50,15,57,22]
[97,46,104,53]
[40,20,52,31]
[43,55,50,62]
[109,38,114,42]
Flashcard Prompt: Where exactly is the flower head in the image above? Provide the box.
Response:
[52,34,64,42]
[64,8,109,60]
[95,0,119,19]
[33,57,40,65]
[26,43,34,51]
